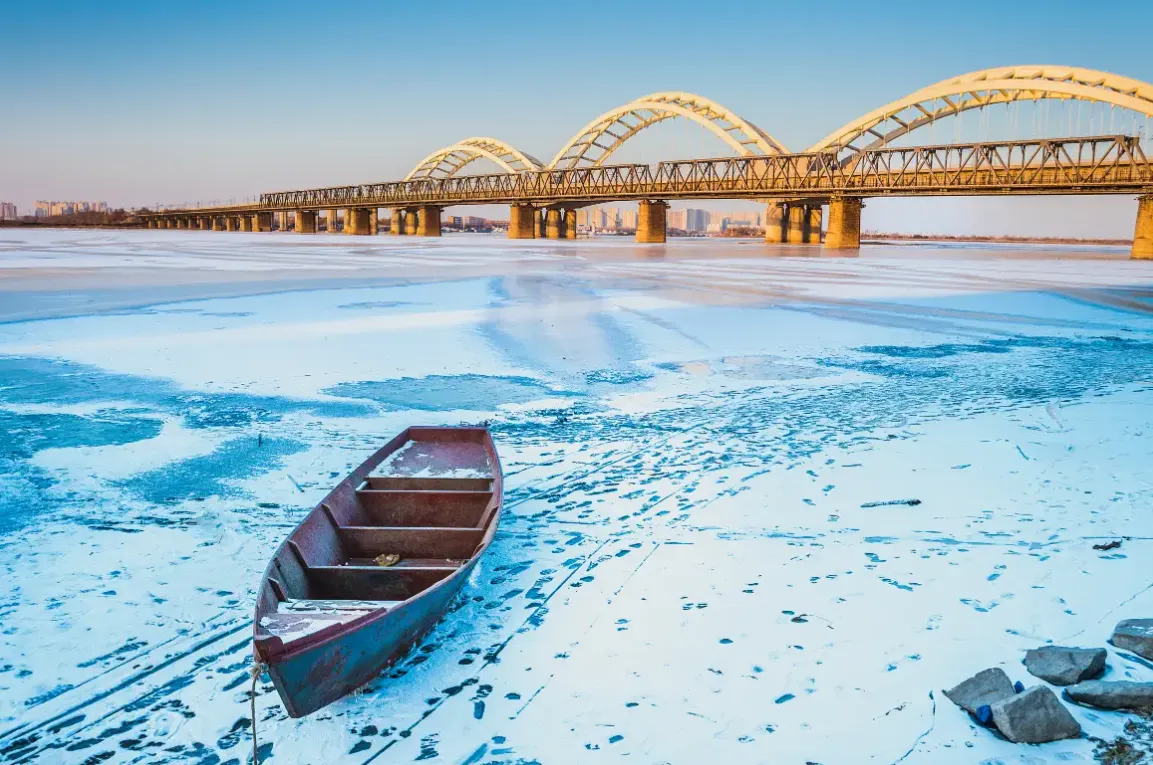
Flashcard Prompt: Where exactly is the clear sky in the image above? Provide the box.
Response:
[4,0,1153,236]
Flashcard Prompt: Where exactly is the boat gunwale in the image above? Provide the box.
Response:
[253,426,502,665]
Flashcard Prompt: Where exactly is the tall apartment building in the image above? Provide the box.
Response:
[620,209,637,230]
[34,201,51,217]
[601,207,620,229]
[0,202,17,220]
[686,208,709,232]
[667,209,687,230]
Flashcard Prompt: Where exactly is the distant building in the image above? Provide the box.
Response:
[619,209,637,230]
[0,202,17,220]
[667,209,687,230]
[464,216,485,228]
[686,208,709,232]
[602,207,619,230]
[34,201,51,217]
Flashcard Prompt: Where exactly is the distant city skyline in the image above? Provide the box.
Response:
[3,0,1153,236]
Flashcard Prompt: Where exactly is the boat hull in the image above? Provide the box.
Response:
[269,555,479,718]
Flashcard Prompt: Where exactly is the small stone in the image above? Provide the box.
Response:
[990,685,1081,744]
[1111,619,1153,661]
[1024,646,1107,686]
[944,668,1016,715]
[1065,680,1153,711]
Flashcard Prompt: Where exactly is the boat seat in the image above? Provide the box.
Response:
[344,557,464,569]
[307,564,459,601]
[336,526,484,560]
[363,475,492,492]
[259,598,402,641]
[354,489,492,527]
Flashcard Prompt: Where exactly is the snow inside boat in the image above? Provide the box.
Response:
[252,426,502,717]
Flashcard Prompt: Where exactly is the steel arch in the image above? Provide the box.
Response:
[405,137,543,180]
[547,92,787,170]
[809,66,1153,156]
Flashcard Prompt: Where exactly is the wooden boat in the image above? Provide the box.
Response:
[252,426,502,717]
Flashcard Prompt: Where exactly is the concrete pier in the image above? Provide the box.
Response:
[508,204,536,239]
[296,211,317,233]
[369,210,379,236]
[806,205,823,244]
[239,215,252,232]
[765,201,785,243]
[211,217,223,232]
[226,217,240,232]
[564,209,578,239]
[636,200,668,243]
[416,206,441,236]
[199,218,209,230]
[545,208,562,239]
[345,208,373,235]
[824,197,863,250]
[328,209,340,233]
[276,212,288,232]
[786,204,805,244]
[390,209,405,235]
[404,209,418,235]
[536,211,547,239]
[255,213,272,232]
[1133,195,1153,259]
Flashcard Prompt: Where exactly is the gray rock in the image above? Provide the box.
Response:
[1065,680,1153,711]
[1112,619,1153,661]
[1024,646,1107,685]
[990,685,1081,743]
[944,667,1016,715]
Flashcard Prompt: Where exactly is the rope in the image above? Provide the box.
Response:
[249,662,267,764]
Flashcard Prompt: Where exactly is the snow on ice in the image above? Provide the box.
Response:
[1,228,1153,763]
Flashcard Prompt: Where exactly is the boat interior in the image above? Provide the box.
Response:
[255,430,498,647]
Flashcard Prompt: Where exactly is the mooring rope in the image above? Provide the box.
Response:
[249,662,267,764]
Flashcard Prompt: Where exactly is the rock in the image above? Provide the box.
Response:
[1065,680,1153,711]
[944,667,1016,715]
[1024,646,1107,685]
[990,685,1082,743]
[1112,619,1153,661]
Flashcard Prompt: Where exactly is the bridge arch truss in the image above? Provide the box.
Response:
[547,92,788,170]
[405,137,543,181]
[809,66,1153,158]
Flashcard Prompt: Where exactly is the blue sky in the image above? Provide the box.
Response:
[4,0,1153,236]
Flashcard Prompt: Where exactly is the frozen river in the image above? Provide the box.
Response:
[2,229,1153,764]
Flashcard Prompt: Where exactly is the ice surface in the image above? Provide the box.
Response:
[2,230,1153,763]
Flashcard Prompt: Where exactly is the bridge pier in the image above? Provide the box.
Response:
[146,220,156,229]
[295,211,315,233]
[390,209,405,235]
[369,209,379,235]
[636,200,668,243]
[327,209,340,233]
[416,206,441,236]
[545,208,563,239]
[255,213,271,232]
[197,217,208,230]
[786,204,805,244]
[824,197,863,250]
[806,205,823,244]
[564,209,577,239]
[239,215,252,232]
[224,216,239,232]
[764,201,785,243]
[345,208,369,235]
[1133,195,1153,259]
[211,217,223,232]
[508,204,536,239]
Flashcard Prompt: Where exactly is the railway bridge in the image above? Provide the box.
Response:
[140,66,1153,258]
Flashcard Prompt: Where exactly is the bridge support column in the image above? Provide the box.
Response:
[342,208,370,235]
[403,210,418,235]
[416,206,441,236]
[369,210,379,236]
[225,216,240,232]
[277,212,289,232]
[146,220,156,229]
[508,204,536,239]
[636,200,668,243]
[786,204,805,244]
[1133,195,1153,259]
[255,213,272,232]
[764,201,785,243]
[296,211,316,233]
[545,208,562,239]
[211,217,223,232]
[390,209,405,235]
[536,210,547,239]
[198,217,209,230]
[805,205,823,244]
[327,209,340,233]
[564,209,578,239]
[824,197,862,250]
[239,215,253,232]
